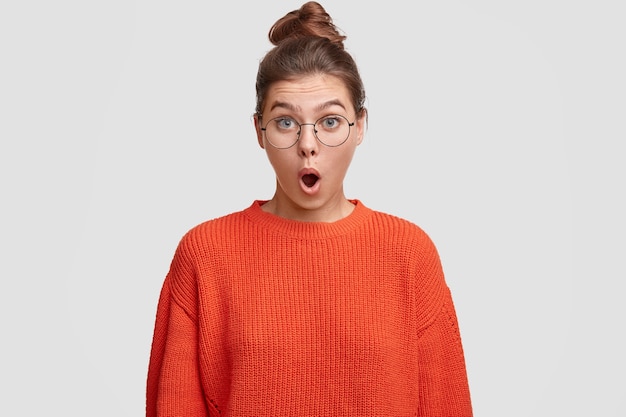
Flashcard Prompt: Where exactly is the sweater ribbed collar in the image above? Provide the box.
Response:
[242,200,372,239]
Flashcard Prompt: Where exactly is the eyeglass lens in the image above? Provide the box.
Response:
[263,115,352,148]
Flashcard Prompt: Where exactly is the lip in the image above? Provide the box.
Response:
[298,167,321,195]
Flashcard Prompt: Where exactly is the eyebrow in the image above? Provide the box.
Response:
[268,99,347,113]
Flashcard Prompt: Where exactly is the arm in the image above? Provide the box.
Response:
[146,245,209,417]
[416,289,473,417]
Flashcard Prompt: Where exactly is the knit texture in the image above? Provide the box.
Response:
[146,200,472,416]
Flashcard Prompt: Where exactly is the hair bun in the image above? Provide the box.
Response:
[268,1,346,49]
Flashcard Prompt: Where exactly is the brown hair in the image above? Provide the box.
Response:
[255,2,366,117]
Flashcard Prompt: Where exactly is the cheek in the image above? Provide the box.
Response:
[265,150,295,175]
[341,140,359,162]
[327,147,357,176]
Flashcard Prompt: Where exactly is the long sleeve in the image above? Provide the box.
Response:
[146,279,170,417]
[145,200,473,415]
[146,242,209,417]
[416,288,473,416]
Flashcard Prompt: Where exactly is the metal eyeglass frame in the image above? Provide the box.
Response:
[260,114,355,149]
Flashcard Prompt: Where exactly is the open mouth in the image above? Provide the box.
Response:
[301,173,319,188]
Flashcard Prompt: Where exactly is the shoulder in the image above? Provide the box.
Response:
[165,208,251,307]
[167,207,252,267]
[368,208,426,233]
[365,207,439,255]
[363,205,444,283]
[186,210,245,238]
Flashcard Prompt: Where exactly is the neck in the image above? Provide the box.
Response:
[261,191,355,223]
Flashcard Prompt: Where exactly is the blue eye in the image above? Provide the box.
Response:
[275,117,297,130]
[319,116,342,130]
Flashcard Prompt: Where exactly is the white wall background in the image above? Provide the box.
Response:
[1,0,624,415]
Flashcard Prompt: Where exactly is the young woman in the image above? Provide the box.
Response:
[146,2,473,416]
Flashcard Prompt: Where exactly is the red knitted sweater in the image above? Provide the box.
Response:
[146,200,472,416]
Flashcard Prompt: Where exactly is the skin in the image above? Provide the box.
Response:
[254,74,366,223]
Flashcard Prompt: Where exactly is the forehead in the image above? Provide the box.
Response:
[263,74,352,114]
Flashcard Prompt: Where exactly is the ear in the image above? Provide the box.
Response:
[253,114,265,149]
[355,108,368,146]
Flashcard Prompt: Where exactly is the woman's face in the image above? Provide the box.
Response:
[254,74,366,221]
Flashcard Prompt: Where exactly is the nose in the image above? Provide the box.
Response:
[297,123,319,156]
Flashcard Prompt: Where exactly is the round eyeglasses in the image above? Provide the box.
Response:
[260,115,355,149]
